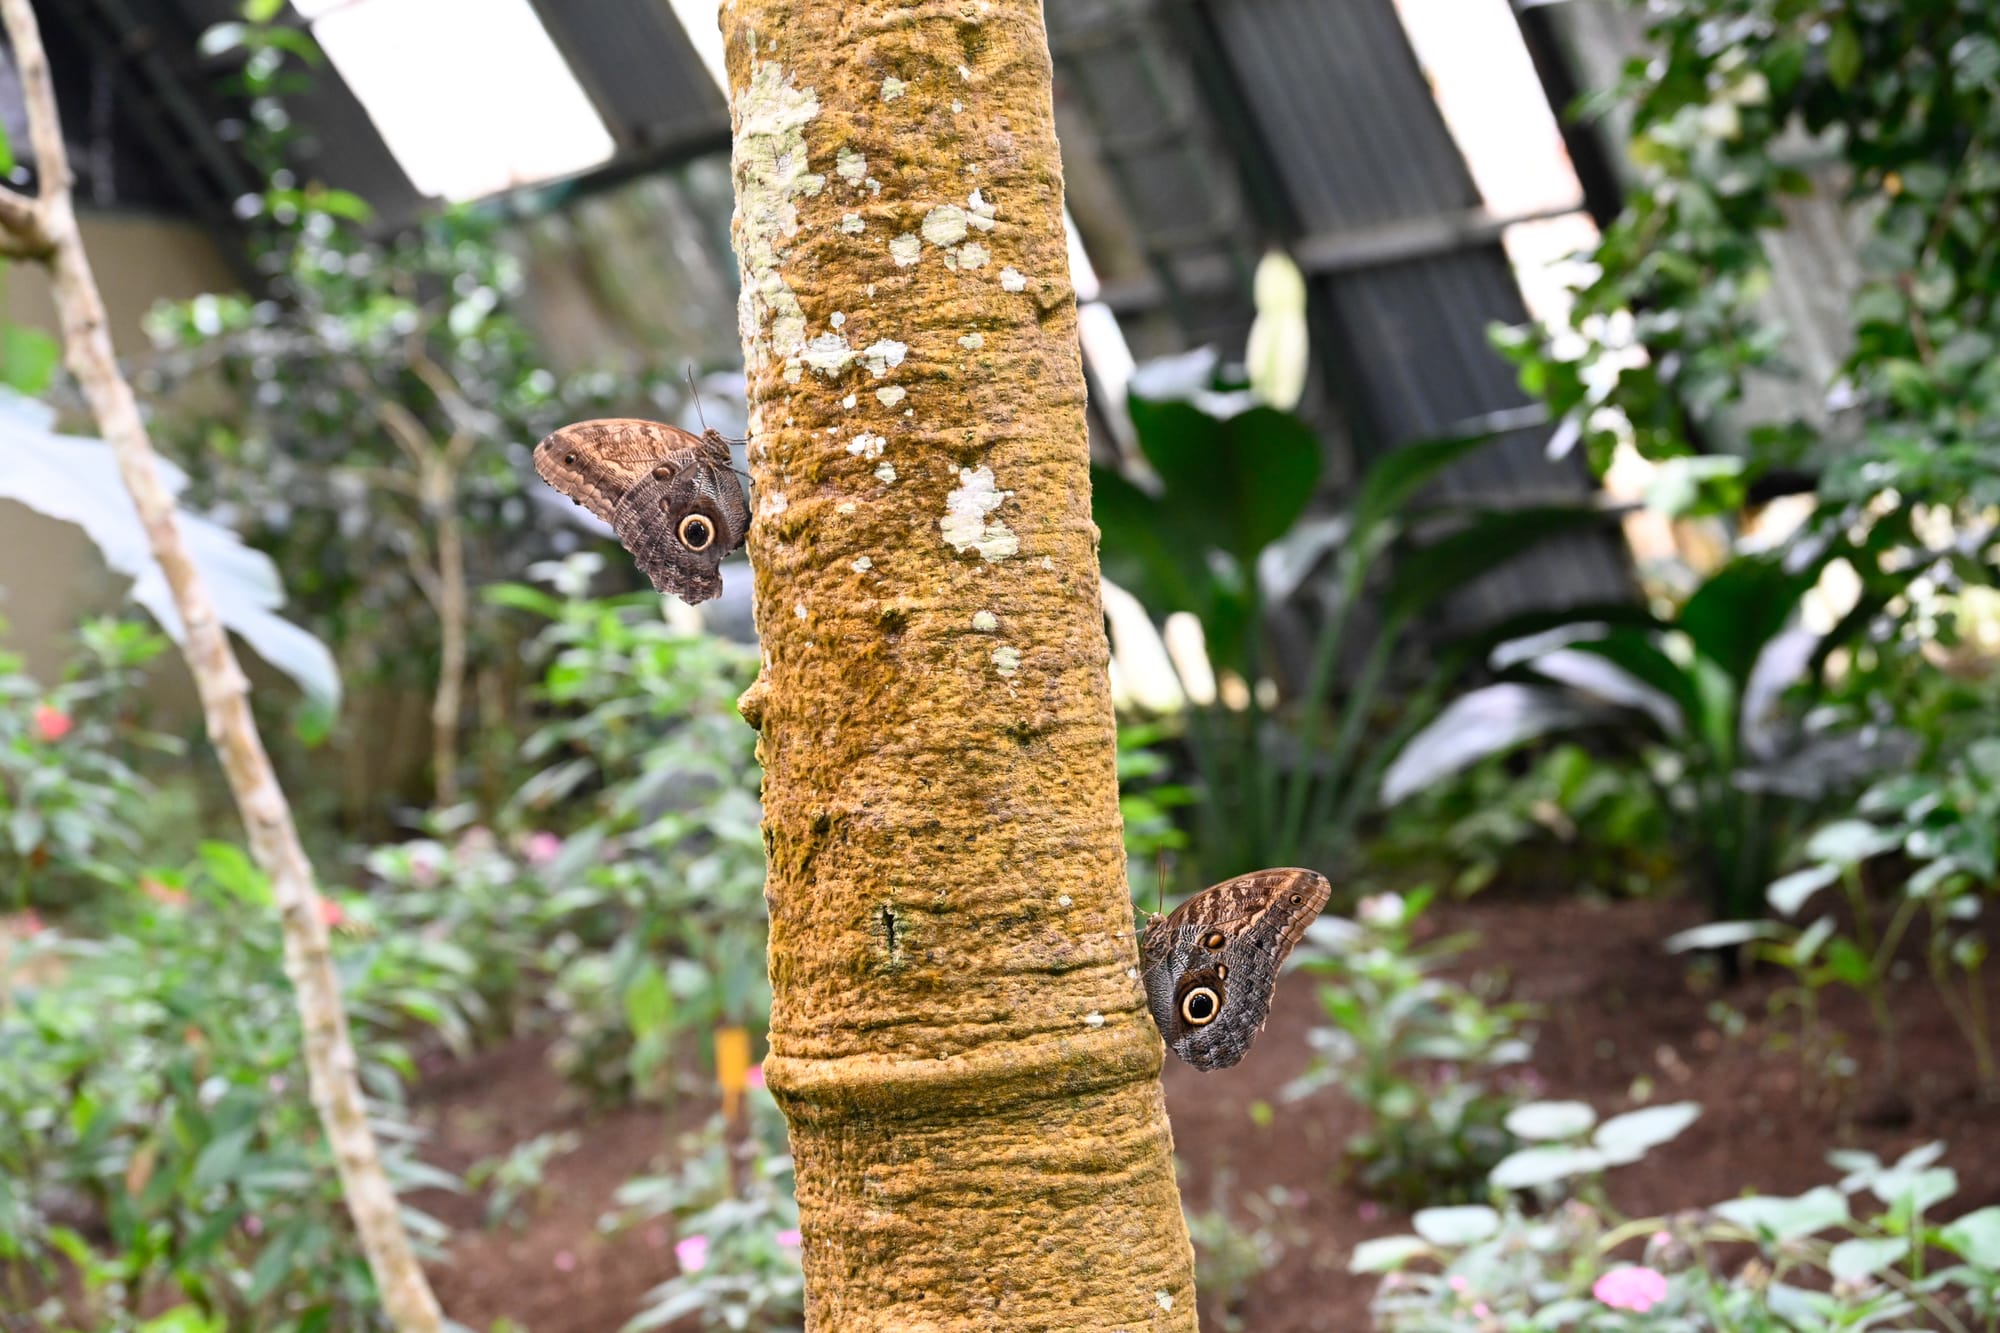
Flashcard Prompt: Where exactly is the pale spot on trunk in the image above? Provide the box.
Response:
[992,645,1021,676]
[958,331,984,350]
[881,76,906,100]
[852,556,874,572]
[841,213,866,234]
[876,386,907,407]
[889,233,922,267]
[862,340,908,376]
[846,432,886,459]
[922,204,969,247]
[941,466,1019,560]
[874,461,898,483]
[1084,1011,1105,1027]
[971,610,998,632]
[999,267,1027,292]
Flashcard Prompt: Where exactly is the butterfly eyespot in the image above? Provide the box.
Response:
[1180,987,1220,1027]
[678,514,715,550]
[654,465,673,480]
[1201,931,1226,950]
[1215,964,1228,979]
[1291,895,1303,904]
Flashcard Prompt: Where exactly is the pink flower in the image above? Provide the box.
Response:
[18,910,44,936]
[553,1250,577,1272]
[746,1065,767,1090]
[777,1229,801,1248]
[1449,1275,1469,1294]
[675,1233,709,1274]
[523,831,563,866]
[1357,1201,1382,1224]
[1594,1266,1669,1313]
[32,704,72,743]
[243,1215,263,1238]
[1356,893,1404,928]
[318,898,347,928]
[1473,1304,1491,1319]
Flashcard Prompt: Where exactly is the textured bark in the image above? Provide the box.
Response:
[722,3,1199,1328]
[0,3,446,1329]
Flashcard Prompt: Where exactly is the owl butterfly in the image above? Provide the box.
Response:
[533,418,751,605]
[1141,867,1332,1071]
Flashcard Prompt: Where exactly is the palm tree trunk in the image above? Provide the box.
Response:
[721,2,1199,1326]
[0,2,445,1327]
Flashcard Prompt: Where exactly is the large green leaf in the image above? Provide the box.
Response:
[1351,406,1541,543]
[1558,628,1700,733]
[0,390,340,708]
[1679,553,1819,685]
[1380,682,1611,805]
[1125,398,1322,562]
[1382,504,1613,629]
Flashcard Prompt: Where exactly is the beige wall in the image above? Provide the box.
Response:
[0,211,239,682]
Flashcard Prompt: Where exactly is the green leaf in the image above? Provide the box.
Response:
[1824,936,1874,988]
[1593,1102,1700,1164]
[1828,1237,1906,1282]
[1349,1235,1431,1273]
[1767,864,1840,916]
[1715,1186,1850,1241]
[1939,1206,2000,1267]
[1351,408,1536,544]
[1490,1145,1609,1190]
[623,964,674,1039]
[190,1126,256,1191]
[1664,920,1778,953]
[242,0,286,18]
[1827,20,1862,89]
[1679,555,1816,687]
[0,326,59,395]
[1380,683,1606,806]
[1383,505,1612,629]
[1413,1205,1500,1246]
[1125,399,1322,562]
[1806,820,1899,868]
[1503,1100,1597,1142]
[0,122,13,176]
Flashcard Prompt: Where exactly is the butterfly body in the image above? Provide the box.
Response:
[1140,867,1331,1071]
[533,418,750,604]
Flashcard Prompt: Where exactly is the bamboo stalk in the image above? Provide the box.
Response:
[0,2,446,1327]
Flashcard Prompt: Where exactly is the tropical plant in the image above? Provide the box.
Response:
[1361,1131,2000,1333]
[1285,890,1535,1208]
[1095,377,1613,880]
[1384,549,1911,919]
[1,617,171,908]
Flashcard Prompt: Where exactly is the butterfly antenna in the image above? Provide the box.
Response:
[685,364,711,431]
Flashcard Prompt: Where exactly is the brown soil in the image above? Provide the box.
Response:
[417,895,2000,1332]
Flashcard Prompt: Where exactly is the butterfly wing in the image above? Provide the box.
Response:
[533,418,707,526]
[1141,867,1331,1071]
[536,420,750,605]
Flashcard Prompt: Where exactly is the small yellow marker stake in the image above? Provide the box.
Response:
[715,1024,752,1122]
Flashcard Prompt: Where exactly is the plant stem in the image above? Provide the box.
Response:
[0,3,446,1328]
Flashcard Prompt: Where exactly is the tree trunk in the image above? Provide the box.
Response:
[721,3,1199,1327]
[0,3,446,1328]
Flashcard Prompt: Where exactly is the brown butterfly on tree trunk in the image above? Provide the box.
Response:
[532,418,751,605]
[1141,866,1331,1071]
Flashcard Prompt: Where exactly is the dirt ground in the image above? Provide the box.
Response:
[416,894,2000,1332]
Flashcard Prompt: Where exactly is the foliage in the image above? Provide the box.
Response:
[0,392,338,708]
[1185,1180,1300,1333]
[1384,550,1913,919]
[1361,1125,2000,1333]
[607,1083,803,1333]
[467,1131,580,1231]
[1286,890,1535,1209]
[1117,720,1193,878]
[1096,355,1610,880]
[1754,737,2000,1091]
[1371,742,1673,900]
[0,618,173,908]
[493,561,767,1102]
[0,843,462,1332]
[1497,1,2000,496]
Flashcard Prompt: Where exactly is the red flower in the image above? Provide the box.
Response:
[32,705,72,743]
[318,897,346,928]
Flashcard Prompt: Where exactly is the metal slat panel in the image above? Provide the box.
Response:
[528,0,726,157]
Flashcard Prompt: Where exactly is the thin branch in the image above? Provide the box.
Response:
[0,2,447,1328]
